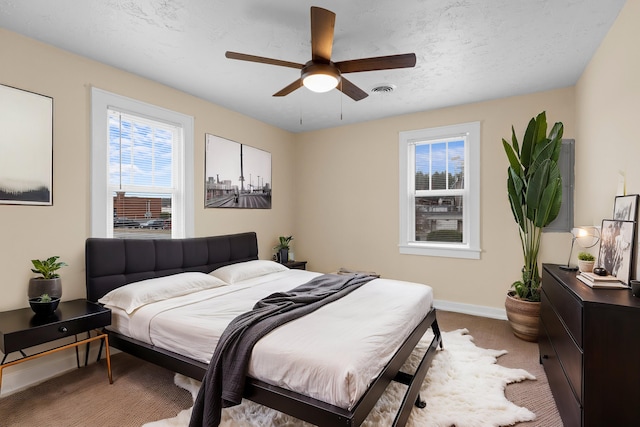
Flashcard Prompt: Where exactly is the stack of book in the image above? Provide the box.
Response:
[576,271,629,289]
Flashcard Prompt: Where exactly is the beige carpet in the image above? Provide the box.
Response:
[0,311,562,426]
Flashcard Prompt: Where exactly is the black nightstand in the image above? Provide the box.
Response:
[0,299,113,392]
[282,260,307,270]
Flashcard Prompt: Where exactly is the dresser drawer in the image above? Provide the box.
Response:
[539,325,582,427]
[541,291,583,403]
[542,270,583,347]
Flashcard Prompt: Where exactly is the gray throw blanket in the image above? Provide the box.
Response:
[188,273,376,427]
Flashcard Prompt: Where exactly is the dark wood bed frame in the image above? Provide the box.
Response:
[85,232,442,426]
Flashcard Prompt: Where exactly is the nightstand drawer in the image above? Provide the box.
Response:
[543,272,583,346]
[11,310,110,351]
[0,300,111,354]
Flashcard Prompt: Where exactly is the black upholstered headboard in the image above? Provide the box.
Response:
[85,232,259,302]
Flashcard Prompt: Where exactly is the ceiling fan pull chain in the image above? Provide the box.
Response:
[340,80,343,121]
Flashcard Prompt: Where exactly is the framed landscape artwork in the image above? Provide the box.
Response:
[204,134,272,209]
[598,219,635,284]
[0,84,53,205]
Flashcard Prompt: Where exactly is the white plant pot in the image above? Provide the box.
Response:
[578,260,595,273]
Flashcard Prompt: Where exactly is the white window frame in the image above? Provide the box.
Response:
[399,121,481,259]
[91,87,194,238]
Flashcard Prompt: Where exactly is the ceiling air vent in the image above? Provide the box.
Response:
[370,84,396,94]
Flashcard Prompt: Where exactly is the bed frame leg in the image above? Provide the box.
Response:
[432,319,444,349]
[415,394,426,408]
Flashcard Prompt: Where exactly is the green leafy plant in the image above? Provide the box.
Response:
[578,252,595,261]
[38,293,52,303]
[31,256,68,279]
[274,236,293,250]
[503,111,564,302]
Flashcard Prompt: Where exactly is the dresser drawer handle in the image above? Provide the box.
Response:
[542,354,549,359]
[58,326,68,333]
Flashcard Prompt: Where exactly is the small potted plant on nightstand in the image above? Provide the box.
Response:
[29,293,61,316]
[29,256,68,300]
[578,252,595,273]
[274,236,293,263]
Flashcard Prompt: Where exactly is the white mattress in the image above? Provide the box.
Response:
[106,269,433,409]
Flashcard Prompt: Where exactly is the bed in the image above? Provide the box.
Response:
[85,232,442,426]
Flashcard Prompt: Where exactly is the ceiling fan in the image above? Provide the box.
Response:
[225,6,417,101]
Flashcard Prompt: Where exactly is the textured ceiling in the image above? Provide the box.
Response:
[0,0,627,133]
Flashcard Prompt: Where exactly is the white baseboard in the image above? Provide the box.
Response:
[434,299,507,320]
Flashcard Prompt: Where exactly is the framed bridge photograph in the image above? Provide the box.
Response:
[0,84,53,206]
[204,134,271,209]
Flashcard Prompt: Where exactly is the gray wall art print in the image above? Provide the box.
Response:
[205,134,271,209]
[0,84,53,205]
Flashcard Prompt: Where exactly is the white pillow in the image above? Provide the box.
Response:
[98,272,227,314]
[210,260,289,284]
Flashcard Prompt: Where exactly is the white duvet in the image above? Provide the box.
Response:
[105,269,433,409]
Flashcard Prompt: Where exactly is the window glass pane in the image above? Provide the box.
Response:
[431,142,447,190]
[113,191,172,239]
[415,144,430,190]
[415,195,464,243]
[448,139,465,189]
[108,110,174,190]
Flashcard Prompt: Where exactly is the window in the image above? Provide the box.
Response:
[91,88,194,238]
[399,121,480,259]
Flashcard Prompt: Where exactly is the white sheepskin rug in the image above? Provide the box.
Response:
[143,329,536,427]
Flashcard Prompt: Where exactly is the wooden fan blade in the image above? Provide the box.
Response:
[338,77,368,101]
[273,79,303,97]
[225,51,303,69]
[335,53,417,74]
[310,6,335,62]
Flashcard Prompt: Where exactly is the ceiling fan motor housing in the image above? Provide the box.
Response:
[301,61,341,92]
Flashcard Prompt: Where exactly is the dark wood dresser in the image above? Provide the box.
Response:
[540,264,640,426]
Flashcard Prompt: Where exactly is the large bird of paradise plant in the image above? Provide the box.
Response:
[502,111,564,302]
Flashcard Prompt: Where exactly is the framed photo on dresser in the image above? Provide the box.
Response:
[598,219,635,284]
[613,194,638,221]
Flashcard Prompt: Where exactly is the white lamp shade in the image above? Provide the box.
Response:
[302,73,339,93]
[572,226,600,248]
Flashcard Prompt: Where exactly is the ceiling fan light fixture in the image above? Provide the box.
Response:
[302,63,340,93]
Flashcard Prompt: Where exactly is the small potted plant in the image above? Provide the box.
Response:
[578,252,596,273]
[29,293,61,316]
[274,236,293,263]
[28,256,68,299]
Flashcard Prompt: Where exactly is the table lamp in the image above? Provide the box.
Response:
[559,226,601,271]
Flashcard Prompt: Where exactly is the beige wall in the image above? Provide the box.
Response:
[294,88,576,310]
[576,0,640,224]
[0,29,296,312]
